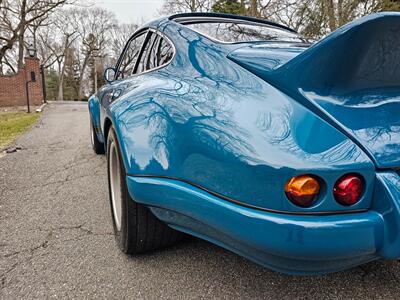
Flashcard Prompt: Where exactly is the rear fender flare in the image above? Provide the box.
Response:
[88,95,104,143]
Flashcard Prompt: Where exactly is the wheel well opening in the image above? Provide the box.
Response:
[104,117,112,148]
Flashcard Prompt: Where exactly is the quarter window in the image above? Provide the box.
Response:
[145,35,161,71]
[118,32,146,79]
[118,30,175,79]
[136,33,157,74]
[185,22,305,43]
[143,34,174,71]
[157,37,174,66]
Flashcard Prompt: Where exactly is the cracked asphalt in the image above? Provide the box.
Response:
[1,101,400,299]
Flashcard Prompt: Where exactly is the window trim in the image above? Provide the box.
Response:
[141,32,161,73]
[132,30,153,75]
[138,29,176,75]
[115,27,176,81]
[114,28,148,80]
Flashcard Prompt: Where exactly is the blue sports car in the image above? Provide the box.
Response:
[88,12,400,275]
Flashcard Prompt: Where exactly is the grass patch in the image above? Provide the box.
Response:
[0,112,40,149]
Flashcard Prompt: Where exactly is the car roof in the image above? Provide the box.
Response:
[169,12,297,34]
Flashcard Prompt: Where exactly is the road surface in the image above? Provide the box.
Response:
[1,101,400,299]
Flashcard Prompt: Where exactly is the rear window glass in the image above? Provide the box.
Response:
[185,22,304,43]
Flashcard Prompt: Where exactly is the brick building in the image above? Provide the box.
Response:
[0,57,44,107]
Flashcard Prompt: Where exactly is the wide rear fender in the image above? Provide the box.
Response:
[109,65,375,214]
[88,94,104,143]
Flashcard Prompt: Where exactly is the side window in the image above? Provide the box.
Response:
[136,33,157,74]
[137,33,175,73]
[118,32,146,79]
[145,35,161,71]
[157,37,174,66]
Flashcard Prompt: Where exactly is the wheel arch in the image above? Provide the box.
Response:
[88,95,101,126]
[104,114,139,179]
[88,95,105,145]
[103,116,113,150]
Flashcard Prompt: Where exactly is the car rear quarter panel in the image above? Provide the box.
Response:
[110,21,375,213]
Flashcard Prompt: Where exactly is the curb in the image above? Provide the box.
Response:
[36,103,47,113]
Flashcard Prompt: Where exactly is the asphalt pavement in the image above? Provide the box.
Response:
[1,101,400,299]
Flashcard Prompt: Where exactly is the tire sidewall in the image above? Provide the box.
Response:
[90,120,95,148]
[90,118,105,154]
[106,127,130,252]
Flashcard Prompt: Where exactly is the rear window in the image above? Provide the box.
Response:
[185,21,303,43]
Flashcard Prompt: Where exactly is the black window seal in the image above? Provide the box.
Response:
[115,28,176,80]
[114,28,148,80]
[132,30,153,75]
[144,34,161,72]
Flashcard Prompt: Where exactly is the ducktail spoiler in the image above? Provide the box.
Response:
[229,12,400,169]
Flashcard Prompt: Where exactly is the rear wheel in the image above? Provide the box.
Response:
[90,119,105,154]
[107,127,182,254]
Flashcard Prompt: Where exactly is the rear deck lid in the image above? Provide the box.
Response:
[228,43,308,73]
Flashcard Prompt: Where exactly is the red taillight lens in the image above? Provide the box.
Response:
[285,175,320,207]
[333,174,364,206]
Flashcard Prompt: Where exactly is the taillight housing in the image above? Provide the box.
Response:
[333,174,364,206]
[285,175,320,207]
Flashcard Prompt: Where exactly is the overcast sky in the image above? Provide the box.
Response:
[91,0,165,24]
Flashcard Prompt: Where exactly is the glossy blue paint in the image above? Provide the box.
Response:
[126,170,400,275]
[227,43,306,72]
[373,171,400,258]
[109,20,375,214]
[231,13,400,169]
[88,94,104,143]
[88,12,400,274]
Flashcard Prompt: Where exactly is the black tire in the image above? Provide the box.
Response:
[106,127,182,254]
[90,119,105,154]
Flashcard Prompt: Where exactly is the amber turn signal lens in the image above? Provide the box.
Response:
[285,175,320,207]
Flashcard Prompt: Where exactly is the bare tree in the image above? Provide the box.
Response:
[35,21,57,68]
[0,0,70,73]
[70,7,116,99]
[160,0,213,13]
[248,0,259,16]
[33,9,78,100]
[110,23,138,66]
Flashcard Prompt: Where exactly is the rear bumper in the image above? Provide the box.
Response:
[126,171,400,275]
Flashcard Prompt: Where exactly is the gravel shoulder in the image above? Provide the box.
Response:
[1,101,400,299]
